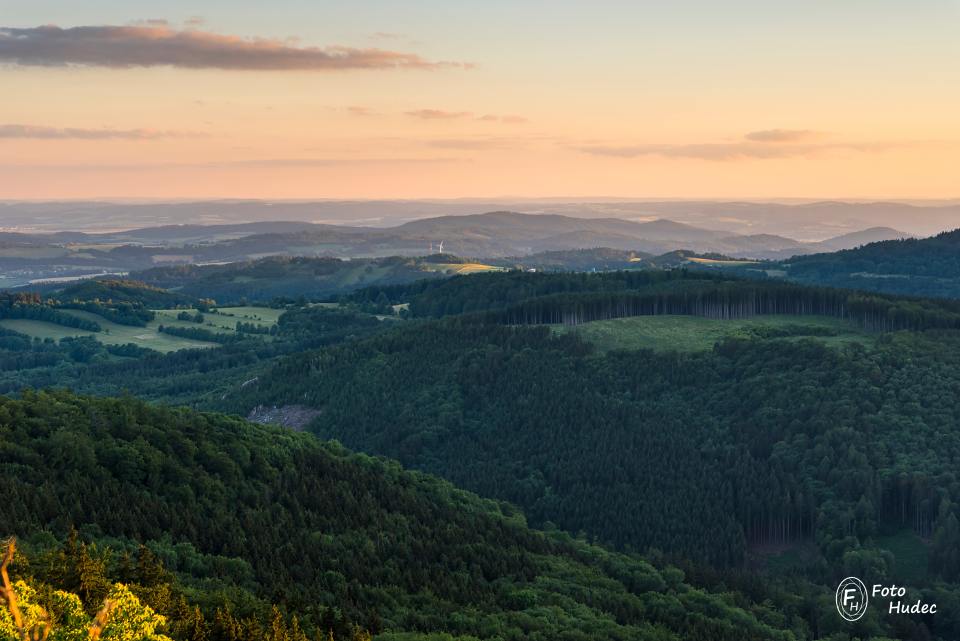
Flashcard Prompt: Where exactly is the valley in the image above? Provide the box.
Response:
[0,209,915,289]
[3,225,960,640]
[5,4,960,639]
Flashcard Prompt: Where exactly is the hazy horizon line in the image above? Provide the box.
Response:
[3,196,960,205]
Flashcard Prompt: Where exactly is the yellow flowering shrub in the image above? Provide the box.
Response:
[0,580,171,641]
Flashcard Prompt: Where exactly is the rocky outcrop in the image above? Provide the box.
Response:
[247,404,321,431]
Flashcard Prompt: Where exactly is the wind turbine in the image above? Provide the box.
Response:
[438,240,444,254]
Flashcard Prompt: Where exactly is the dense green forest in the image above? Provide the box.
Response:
[2,391,814,641]
[487,248,652,272]
[215,269,960,640]
[232,317,960,571]
[779,229,960,298]
[348,269,960,331]
[130,256,454,305]
[0,283,175,332]
[0,293,103,332]
[56,279,198,309]
[5,265,960,639]
[0,306,390,405]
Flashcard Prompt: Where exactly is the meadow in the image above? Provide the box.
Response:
[685,256,760,266]
[554,314,871,353]
[154,305,284,330]
[0,306,281,353]
[421,262,505,275]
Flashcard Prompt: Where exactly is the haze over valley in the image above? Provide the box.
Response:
[2,198,956,239]
[4,2,960,641]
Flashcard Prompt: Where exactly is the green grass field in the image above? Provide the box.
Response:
[554,314,871,353]
[0,316,217,352]
[0,306,282,353]
[686,256,759,266]
[154,306,283,332]
[420,262,505,275]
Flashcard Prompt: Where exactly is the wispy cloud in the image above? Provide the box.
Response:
[744,129,822,143]
[1,156,465,171]
[478,114,529,124]
[406,109,473,120]
[576,130,925,161]
[0,25,467,71]
[346,106,377,117]
[0,123,199,140]
[425,138,509,150]
[210,157,461,168]
[576,142,806,160]
[423,134,559,150]
[133,19,171,28]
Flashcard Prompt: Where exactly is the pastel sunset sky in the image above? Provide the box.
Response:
[2,0,959,199]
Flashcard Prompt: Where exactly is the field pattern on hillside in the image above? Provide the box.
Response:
[555,314,871,352]
[0,306,280,353]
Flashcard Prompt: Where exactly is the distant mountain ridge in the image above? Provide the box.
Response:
[2,198,957,237]
[813,226,911,251]
[0,210,914,288]
[5,210,911,253]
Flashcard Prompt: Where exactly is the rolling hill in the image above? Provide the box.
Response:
[1,199,956,238]
[781,228,960,298]
[813,226,910,251]
[128,255,473,304]
[0,211,925,288]
[225,270,960,640]
[1,389,800,641]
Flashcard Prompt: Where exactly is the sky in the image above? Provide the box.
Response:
[1,0,959,200]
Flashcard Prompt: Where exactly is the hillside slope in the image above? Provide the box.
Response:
[783,228,960,297]
[236,272,960,641]
[1,390,799,641]
[1,211,926,288]
[131,256,454,304]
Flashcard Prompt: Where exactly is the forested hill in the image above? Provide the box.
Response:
[127,256,461,305]
[348,269,960,331]
[231,269,960,640]
[234,317,960,568]
[780,228,960,298]
[1,390,800,641]
[54,279,197,308]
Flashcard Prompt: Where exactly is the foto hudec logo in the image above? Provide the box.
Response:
[836,577,869,621]
[836,577,939,621]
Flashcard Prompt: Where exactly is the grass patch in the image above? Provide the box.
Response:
[0,306,282,353]
[0,247,67,259]
[421,262,505,275]
[0,316,217,353]
[686,256,759,266]
[154,306,282,332]
[215,305,284,323]
[554,314,871,353]
[336,264,394,287]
